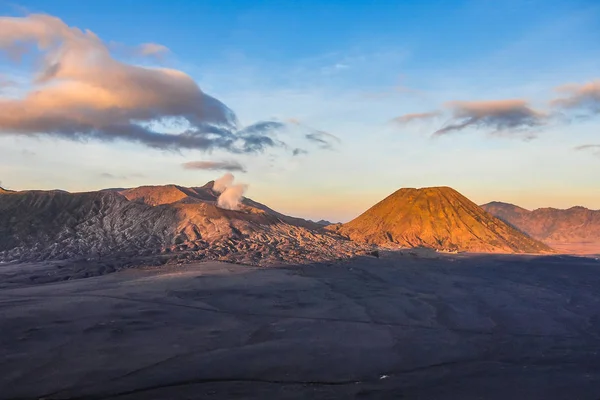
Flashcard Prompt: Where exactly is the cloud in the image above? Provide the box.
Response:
[21,149,36,157]
[99,172,145,180]
[0,14,291,153]
[136,43,170,58]
[292,148,308,156]
[305,130,341,150]
[0,74,15,88]
[392,111,441,125]
[433,99,545,136]
[100,173,120,179]
[552,80,600,115]
[238,121,285,136]
[182,160,246,172]
[321,63,350,75]
[574,144,600,156]
[284,118,341,151]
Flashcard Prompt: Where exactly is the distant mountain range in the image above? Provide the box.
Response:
[331,187,552,254]
[4,183,598,266]
[481,202,600,254]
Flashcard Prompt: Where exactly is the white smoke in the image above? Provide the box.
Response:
[213,173,234,193]
[213,173,247,210]
[218,184,248,210]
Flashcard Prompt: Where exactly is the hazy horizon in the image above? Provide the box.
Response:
[1,0,599,222]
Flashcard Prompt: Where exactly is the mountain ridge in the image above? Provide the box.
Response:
[482,201,600,254]
[0,184,563,268]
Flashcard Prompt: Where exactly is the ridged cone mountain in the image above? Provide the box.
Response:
[333,187,552,253]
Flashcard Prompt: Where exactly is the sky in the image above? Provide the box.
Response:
[0,0,599,222]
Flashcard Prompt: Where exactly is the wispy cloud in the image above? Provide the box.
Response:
[0,74,16,93]
[182,160,246,172]
[305,130,341,150]
[21,149,36,157]
[389,77,600,139]
[574,144,600,156]
[552,80,600,115]
[433,99,545,136]
[136,43,170,59]
[321,62,350,75]
[392,111,441,125]
[292,148,308,156]
[0,74,14,86]
[99,172,145,180]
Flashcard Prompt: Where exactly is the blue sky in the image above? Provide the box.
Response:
[0,0,599,221]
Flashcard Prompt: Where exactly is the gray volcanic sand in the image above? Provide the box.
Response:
[1,252,600,399]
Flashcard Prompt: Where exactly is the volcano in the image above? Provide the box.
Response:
[333,187,552,253]
[0,182,365,266]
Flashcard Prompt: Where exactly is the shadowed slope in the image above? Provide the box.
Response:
[335,187,552,253]
[482,202,600,254]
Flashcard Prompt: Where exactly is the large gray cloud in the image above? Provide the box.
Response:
[433,100,545,136]
[0,14,295,153]
[182,160,246,172]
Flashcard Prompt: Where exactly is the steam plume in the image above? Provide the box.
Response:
[213,173,247,210]
[213,173,234,193]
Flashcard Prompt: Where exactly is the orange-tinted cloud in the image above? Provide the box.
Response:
[0,74,15,88]
[136,43,170,58]
[392,111,441,124]
[0,14,290,153]
[552,80,600,113]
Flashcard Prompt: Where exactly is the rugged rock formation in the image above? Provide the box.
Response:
[482,202,600,254]
[332,187,552,253]
[0,184,366,266]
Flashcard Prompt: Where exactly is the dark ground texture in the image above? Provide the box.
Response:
[1,252,600,399]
